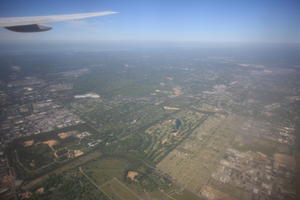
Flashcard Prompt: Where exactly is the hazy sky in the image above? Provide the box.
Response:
[0,0,299,43]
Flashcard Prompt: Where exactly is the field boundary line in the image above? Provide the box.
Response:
[113,177,143,200]
[79,167,113,200]
[160,189,177,200]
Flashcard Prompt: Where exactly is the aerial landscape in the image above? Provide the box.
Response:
[0,44,299,200]
[0,0,299,200]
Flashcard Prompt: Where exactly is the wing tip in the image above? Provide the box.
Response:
[97,11,119,15]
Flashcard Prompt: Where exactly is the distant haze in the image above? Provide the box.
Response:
[0,0,299,44]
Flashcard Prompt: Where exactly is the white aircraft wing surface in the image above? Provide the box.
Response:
[0,11,118,32]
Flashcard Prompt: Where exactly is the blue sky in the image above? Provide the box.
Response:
[0,0,299,43]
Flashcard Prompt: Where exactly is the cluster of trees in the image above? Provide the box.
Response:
[28,173,109,200]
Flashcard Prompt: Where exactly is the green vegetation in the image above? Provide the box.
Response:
[28,170,109,200]
[144,109,206,163]
[6,125,101,180]
[101,178,141,200]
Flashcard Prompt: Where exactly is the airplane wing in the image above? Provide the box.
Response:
[0,11,118,32]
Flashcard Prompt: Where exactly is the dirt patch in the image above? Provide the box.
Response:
[29,160,36,168]
[58,132,72,139]
[273,153,296,169]
[161,138,168,144]
[201,186,237,200]
[19,191,32,199]
[172,88,183,95]
[23,140,34,147]
[35,187,45,194]
[42,140,58,147]
[127,171,139,181]
[1,175,13,185]
[163,106,180,110]
[73,150,84,157]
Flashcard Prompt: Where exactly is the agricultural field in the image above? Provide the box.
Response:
[100,178,141,200]
[21,150,203,200]
[232,119,294,156]
[157,114,244,196]
[78,155,202,200]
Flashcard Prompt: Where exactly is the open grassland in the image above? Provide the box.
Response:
[101,178,142,200]
[80,155,203,200]
[171,190,205,200]
[232,119,281,156]
[83,157,130,185]
[162,95,197,109]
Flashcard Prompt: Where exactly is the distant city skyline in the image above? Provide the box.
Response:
[0,0,299,44]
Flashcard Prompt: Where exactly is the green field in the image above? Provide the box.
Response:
[101,178,141,200]
[83,157,130,185]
